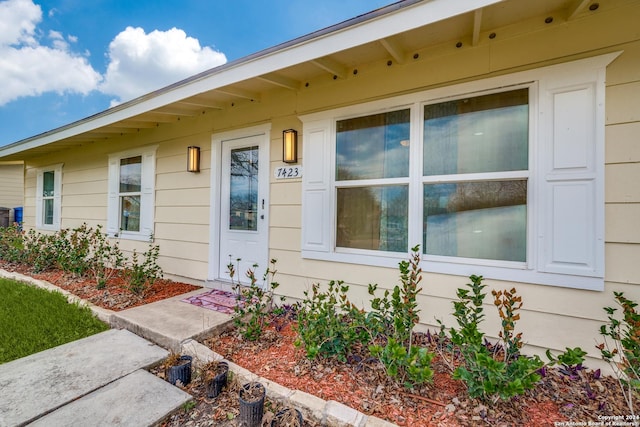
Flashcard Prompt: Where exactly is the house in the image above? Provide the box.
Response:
[0,0,638,366]
[0,161,24,225]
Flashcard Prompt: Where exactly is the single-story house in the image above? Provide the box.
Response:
[1,0,638,366]
[0,161,24,225]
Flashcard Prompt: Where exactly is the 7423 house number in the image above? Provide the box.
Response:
[274,166,302,179]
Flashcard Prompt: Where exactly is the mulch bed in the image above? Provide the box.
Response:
[0,260,200,311]
[203,312,638,427]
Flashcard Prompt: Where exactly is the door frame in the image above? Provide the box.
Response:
[208,123,271,284]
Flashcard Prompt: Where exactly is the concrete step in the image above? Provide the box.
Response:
[0,329,168,427]
[28,370,192,427]
[110,289,233,352]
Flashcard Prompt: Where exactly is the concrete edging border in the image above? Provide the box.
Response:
[181,339,397,427]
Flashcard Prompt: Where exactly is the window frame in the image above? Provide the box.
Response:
[35,164,63,231]
[107,146,157,241]
[300,53,619,291]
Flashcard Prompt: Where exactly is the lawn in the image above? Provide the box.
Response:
[0,278,109,364]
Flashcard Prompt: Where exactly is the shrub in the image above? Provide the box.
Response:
[232,259,281,341]
[0,225,25,263]
[368,245,434,387]
[23,229,58,273]
[86,225,125,289]
[122,242,163,295]
[597,291,640,415]
[446,275,543,403]
[295,280,367,361]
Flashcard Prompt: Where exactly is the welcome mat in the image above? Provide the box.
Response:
[181,289,241,315]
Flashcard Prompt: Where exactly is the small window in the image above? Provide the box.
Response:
[107,147,156,241]
[119,156,142,232]
[36,164,63,230]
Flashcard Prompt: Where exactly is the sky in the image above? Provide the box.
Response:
[0,0,394,147]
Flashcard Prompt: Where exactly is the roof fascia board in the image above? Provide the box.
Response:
[0,0,502,158]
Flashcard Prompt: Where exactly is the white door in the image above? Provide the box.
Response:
[218,134,269,286]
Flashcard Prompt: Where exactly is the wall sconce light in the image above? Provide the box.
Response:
[187,146,200,172]
[283,129,298,164]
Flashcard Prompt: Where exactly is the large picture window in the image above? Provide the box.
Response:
[301,54,613,290]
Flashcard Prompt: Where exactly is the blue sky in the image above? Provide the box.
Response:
[0,0,394,147]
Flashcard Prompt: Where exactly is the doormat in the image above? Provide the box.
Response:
[181,289,241,315]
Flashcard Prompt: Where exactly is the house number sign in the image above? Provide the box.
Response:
[274,166,302,179]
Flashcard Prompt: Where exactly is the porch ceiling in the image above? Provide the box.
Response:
[0,0,603,161]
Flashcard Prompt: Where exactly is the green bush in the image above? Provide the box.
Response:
[367,245,434,388]
[122,242,163,295]
[295,280,368,361]
[0,225,25,263]
[233,259,281,341]
[446,275,543,403]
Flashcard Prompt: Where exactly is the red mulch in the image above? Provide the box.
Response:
[207,314,635,427]
[0,260,200,311]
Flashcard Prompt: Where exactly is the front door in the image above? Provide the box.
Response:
[218,133,269,286]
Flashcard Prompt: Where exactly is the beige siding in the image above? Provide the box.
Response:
[0,163,23,223]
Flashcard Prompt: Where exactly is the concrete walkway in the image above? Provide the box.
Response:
[0,271,234,427]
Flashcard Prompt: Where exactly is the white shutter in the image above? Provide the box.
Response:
[52,165,62,230]
[106,157,120,236]
[537,66,606,279]
[301,119,332,253]
[140,151,156,240]
[35,171,43,229]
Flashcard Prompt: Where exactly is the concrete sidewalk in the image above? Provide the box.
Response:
[0,329,190,427]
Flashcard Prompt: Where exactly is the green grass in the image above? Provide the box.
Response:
[0,278,109,364]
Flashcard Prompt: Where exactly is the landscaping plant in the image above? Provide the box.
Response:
[597,291,640,415]
[368,245,434,387]
[445,275,543,403]
[295,280,368,361]
[232,259,281,341]
[123,242,163,295]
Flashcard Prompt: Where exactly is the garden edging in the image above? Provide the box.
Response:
[181,338,398,427]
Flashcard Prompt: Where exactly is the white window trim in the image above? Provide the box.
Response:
[300,52,621,291]
[35,163,63,231]
[107,145,157,241]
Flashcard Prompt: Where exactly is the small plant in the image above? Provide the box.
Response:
[295,280,367,361]
[546,347,587,378]
[56,224,93,277]
[369,337,434,387]
[232,259,281,341]
[0,224,25,264]
[492,288,523,362]
[123,242,163,295]
[597,291,640,415]
[87,225,124,289]
[367,245,434,388]
[447,275,543,403]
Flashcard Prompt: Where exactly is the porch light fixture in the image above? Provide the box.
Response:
[282,129,298,164]
[187,146,200,172]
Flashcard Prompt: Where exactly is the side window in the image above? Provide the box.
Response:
[107,147,156,240]
[36,164,62,230]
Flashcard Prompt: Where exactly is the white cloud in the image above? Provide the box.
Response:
[0,0,227,107]
[0,0,101,106]
[100,26,227,104]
